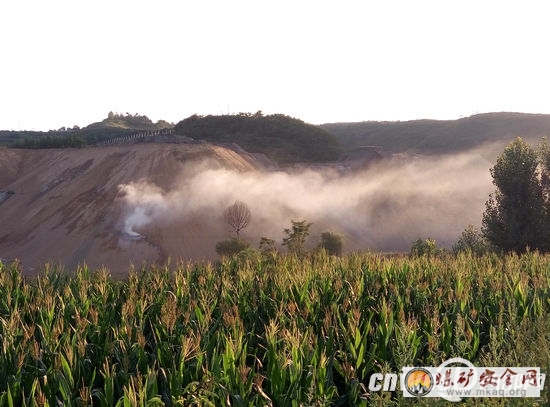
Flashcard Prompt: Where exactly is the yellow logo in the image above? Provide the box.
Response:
[404,368,434,397]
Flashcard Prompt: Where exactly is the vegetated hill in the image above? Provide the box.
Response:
[0,130,86,148]
[174,112,343,164]
[322,112,550,156]
[2,112,173,148]
[82,112,173,145]
[0,143,263,274]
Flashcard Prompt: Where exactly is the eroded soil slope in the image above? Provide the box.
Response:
[0,144,262,274]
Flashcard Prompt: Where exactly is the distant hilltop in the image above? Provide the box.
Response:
[0,112,173,148]
[322,112,550,157]
[3,111,550,164]
[173,112,343,165]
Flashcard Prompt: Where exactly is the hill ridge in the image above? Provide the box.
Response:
[321,112,550,157]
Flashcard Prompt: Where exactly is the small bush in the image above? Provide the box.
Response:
[410,237,445,258]
[453,224,490,256]
[235,247,262,266]
[215,238,250,257]
[259,237,277,254]
[318,231,343,256]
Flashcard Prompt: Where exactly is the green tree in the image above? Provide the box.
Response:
[452,224,489,256]
[410,238,442,258]
[482,138,546,252]
[282,220,312,256]
[318,231,343,256]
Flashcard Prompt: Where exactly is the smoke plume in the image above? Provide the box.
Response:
[118,149,494,253]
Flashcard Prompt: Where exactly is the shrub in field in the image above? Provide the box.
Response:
[235,247,262,266]
[259,236,277,255]
[453,224,490,256]
[410,237,444,257]
[282,219,312,256]
[318,231,343,256]
[215,237,250,257]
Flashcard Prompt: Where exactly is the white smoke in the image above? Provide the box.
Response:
[117,150,494,252]
[118,181,168,238]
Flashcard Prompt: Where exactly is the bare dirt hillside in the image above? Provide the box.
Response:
[0,144,263,275]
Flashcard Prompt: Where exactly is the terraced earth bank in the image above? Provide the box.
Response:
[0,144,264,274]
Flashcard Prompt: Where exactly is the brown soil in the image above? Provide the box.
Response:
[0,143,263,275]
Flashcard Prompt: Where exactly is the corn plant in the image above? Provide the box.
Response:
[1,250,550,406]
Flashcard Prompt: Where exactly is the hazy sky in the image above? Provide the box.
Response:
[1,1,549,130]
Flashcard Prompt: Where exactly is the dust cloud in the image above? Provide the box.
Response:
[118,150,494,253]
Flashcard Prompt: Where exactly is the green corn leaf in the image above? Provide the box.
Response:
[59,352,74,390]
[7,385,14,407]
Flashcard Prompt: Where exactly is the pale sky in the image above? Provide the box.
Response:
[1,1,549,130]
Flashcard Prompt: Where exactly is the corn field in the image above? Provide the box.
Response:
[1,251,549,406]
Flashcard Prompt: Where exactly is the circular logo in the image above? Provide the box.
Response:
[435,357,477,402]
[404,368,434,397]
